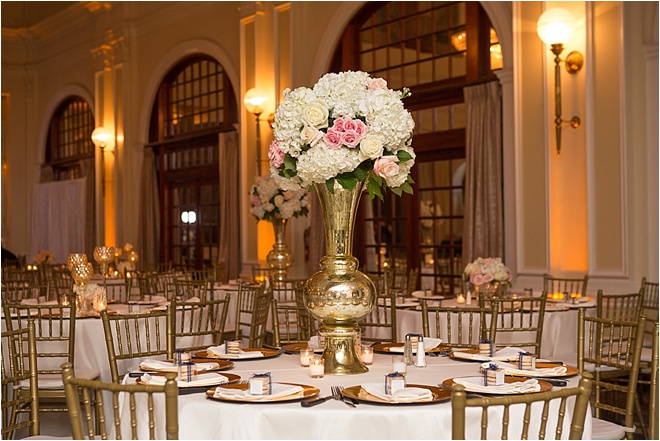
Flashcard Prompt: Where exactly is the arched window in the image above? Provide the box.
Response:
[45,97,95,180]
[334,1,500,294]
[148,55,238,269]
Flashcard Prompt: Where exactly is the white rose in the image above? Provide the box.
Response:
[301,100,329,129]
[273,195,284,207]
[358,134,383,161]
[300,126,323,147]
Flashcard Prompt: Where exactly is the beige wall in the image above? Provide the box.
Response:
[1,1,657,291]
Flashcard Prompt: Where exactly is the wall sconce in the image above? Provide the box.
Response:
[243,88,270,176]
[536,7,584,155]
[91,126,112,197]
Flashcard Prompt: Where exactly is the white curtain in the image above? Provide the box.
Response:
[30,178,87,263]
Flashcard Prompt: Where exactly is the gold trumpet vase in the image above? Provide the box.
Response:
[266,218,292,281]
[303,182,376,375]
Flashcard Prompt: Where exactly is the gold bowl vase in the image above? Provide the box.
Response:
[474,281,507,300]
[266,218,291,281]
[303,182,376,375]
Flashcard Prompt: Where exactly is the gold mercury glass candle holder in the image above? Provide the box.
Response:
[94,246,115,278]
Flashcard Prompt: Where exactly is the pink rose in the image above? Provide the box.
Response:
[482,273,494,283]
[368,78,388,90]
[354,120,367,136]
[268,141,285,168]
[471,274,485,285]
[342,131,361,148]
[252,195,261,206]
[343,119,358,132]
[332,118,346,132]
[323,129,344,149]
[373,155,400,178]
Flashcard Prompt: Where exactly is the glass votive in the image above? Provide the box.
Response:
[392,355,407,375]
[456,293,466,304]
[360,346,374,365]
[300,347,313,367]
[309,355,325,378]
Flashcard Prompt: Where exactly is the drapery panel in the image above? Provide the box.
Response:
[463,81,504,265]
[30,178,87,263]
[218,131,240,280]
[138,148,160,266]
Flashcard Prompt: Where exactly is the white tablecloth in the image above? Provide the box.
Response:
[364,298,596,360]
[119,351,592,440]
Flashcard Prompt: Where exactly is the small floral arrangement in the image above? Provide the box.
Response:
[463,257,512,287]
[33,250,55,265]
[249,175,309,221]
[73,283,105,300]
[269,71,415,200]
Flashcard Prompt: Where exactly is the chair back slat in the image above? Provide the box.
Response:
[360,280,397,344]
[596,289,643,322]
[172,294,231,351]
[61,362,179,439]
[483,295,547,355]
[421,302,490,348]
[235,282,272,347]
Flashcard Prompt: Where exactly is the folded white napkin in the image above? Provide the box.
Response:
[361,383,433,403]
[213,383,303,401]
[452,347,525,362]
[411,291,427,298]
[139,358,220,372]
[480,362,567,377]
[453,377,541,394]
[207,346,265,359]
[185,296,200,303]
[308,336,324,352]
[20,299,59,306]
[140,372,228,387]
[388,338,442,353]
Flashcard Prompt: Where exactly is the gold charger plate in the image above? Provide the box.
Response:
[206,382,319,403]
[281,343,323,353]
[141,358,234,373]
[371,342,451,354]
[341,384,450,405]
[194,347,282,360]
[136,372,240,388]
[501,362,579,378]
[441,376,552,394]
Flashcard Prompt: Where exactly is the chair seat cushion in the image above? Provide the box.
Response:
[591,417,626,440]
[20,367,100,390]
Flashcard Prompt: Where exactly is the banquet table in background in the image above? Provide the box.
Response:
[119,351,592,440]
[364,297,597,361]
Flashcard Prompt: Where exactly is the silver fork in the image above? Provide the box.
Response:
[331,385,357,408]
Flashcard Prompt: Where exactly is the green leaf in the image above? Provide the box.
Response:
[284,154,297,172]
[336,173,357,190]
[397,150,413,162]
[391,186,403,197]
[325,178,335,194]
[401,182,414,195]
[367,176,384,201]
[353,164,369,182]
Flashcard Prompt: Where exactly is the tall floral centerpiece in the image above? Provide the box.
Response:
[269,71,415,374]
[463,257,512,301]
[249,174,309,280]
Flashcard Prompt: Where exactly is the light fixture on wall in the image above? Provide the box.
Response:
[243,88,270,176]
[91,127,112,197]
[536,7,584,155]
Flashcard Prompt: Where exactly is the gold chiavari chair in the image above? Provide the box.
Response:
[173,278,209,301]
[483,295,548,356]
[640,277,658,345]
[235,282,272,347]
[421,301,492,349]
[1,283,49,304]
[144,261,173,273]
[2,298,101,418]
[103,278,129,304]
[171,295,231,352]
[270,299,312,346]
[101,306,174,383]
[451,372,593,440]
[596,290,643,322]
[635,320,659,440]
[270,278,304,304]
[2,321,39,439]
[61,362,179,440]
[51,267,74,304]
[294,281,318,340]
[2,267,38,286]
[360,280,397,344]
[578,308,647,440]
[543,273,589,299]
[186,267,215,282]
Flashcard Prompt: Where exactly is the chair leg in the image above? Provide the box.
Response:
[634,389,649,439]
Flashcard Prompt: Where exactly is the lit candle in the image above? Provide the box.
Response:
[300,347,313,367]
[309,355,324,378]
[360,346,374,365]
[456,293,466,304]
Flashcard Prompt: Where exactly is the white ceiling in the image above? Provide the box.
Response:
[1,1,76,30]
